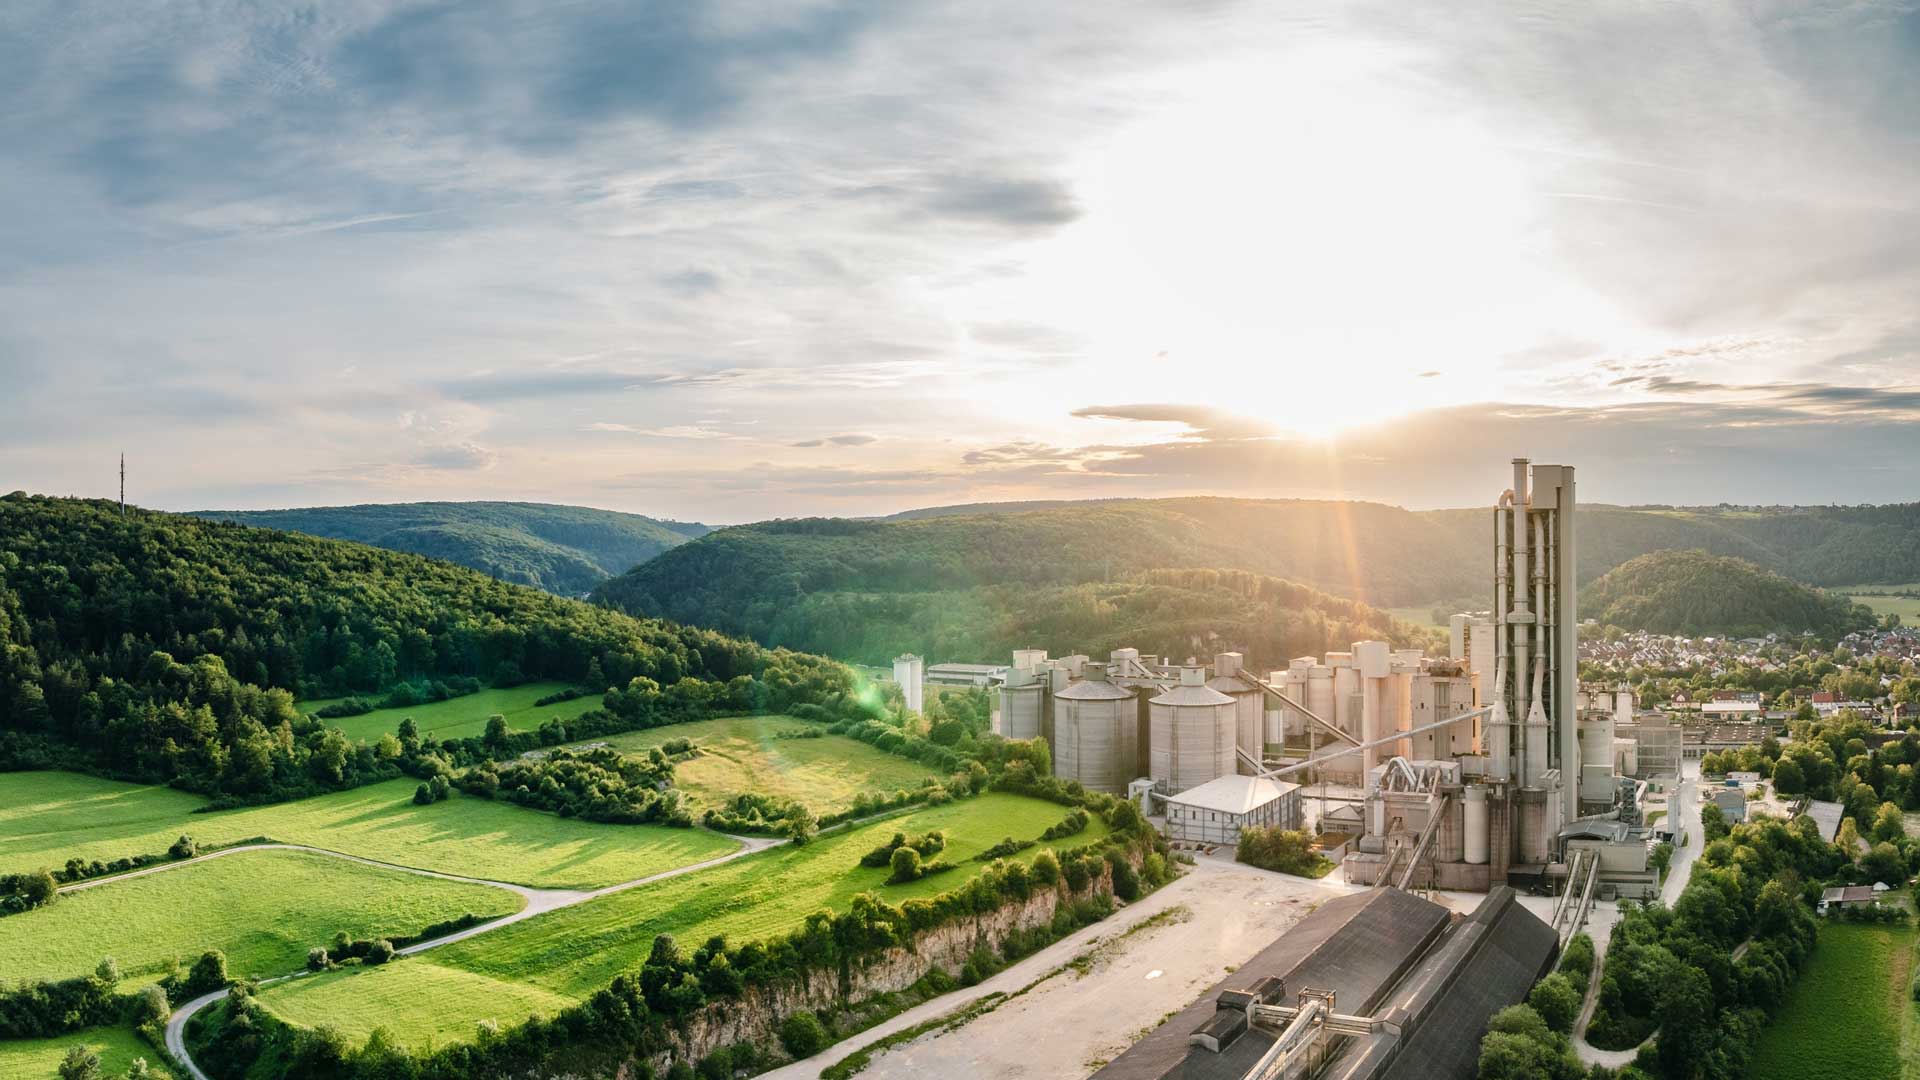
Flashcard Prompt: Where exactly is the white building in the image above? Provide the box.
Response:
[891,653,924,713]
[1164,773,1302,845]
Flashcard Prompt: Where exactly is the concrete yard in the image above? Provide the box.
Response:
[833,859,1354,1080]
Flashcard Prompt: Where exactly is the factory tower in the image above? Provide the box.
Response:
[1486,459,1579,824]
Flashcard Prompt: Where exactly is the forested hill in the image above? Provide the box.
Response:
[594,513,1438,666]
[192,501,710,596]
[0,494,844,800]
[1582,550,1876,639]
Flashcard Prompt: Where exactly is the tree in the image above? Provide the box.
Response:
[168,834,196,859]
[132,984,169,1025]
[1770,756,1806,795]
[94,957,119,985]
[778,1010,830,1057]
[185,949,228,995]
[57,1046,101,1080]
[483,714,510,746]
[888,846,922,884]
[1701,803,1729,843]
[413,782,434,806]
[365,938,395,965]
[307,947,332,971]
[783,804,818,845]
[1863,841,1907,885]
[1527,973,1581,1034]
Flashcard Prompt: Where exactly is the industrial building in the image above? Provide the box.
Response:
[1165,774,1303,845]
[992,458,1651,900]
[1091,887,1557,1080]
[890,653,924,714]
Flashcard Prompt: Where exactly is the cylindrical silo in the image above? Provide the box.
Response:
[1207,653,1263,774]
[999,666,1046,740]
[1053,664,1138,793]
[1149,667,1238,793]
[1306,666,1336,733]
[1328,653,1358,739]
[1463,785,1490,864]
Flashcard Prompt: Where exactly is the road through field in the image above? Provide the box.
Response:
[159,830,776,1080]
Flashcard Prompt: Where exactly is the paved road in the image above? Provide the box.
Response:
[1572,763,1703,1068]
[156,832,776,1079]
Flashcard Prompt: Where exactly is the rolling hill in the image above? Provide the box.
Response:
[191,501,709,595]
[594,497,1920,662]
[0,493,842,799]
[1580,550,1875,639]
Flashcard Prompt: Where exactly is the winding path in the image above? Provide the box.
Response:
[148,832,781,1080]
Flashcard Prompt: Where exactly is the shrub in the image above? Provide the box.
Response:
[413,783,434,806]
[1558,933,1595,980]
[307,947,332,971]
[183,950,228,996]
[972,836,1035,862]
[1032,849,1062,886]
[168,835,197,860]
[365,939,396,965]
[1040,810,1089,841]
[1107,849,1140,901]
[57,1045,101,1080]
[779,1009,831,1058]
[133,984,169,1026]
[1527,972,1581,1034]
[1236,826,1333,878]
[94,958,119,985]
[888,847,923,884]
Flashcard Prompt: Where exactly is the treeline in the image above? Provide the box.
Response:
[1583,550,1874,640]
[192,500,710,596]
[0,495,850,802]
[456,746,687,825]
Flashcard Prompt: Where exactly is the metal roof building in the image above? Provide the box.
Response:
[1804,799,1845,842]
[1165,774,1303,844]
[1091,887,1556,1080]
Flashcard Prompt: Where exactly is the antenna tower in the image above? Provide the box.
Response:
[119,453,125,516]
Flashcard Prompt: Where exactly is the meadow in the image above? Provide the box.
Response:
[0,1023,169,1080]
[595,716,940,814]
[0,849,521,984]
[299,681,605,743]
[257,792,1108,1047]
[1749,921,1915,1080]
[1837,588,1920,626]
[1,772,738,889]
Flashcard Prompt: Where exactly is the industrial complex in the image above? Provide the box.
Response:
[897,459,1683,1078]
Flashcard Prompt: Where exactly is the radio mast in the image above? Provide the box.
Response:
[119,453,125,516]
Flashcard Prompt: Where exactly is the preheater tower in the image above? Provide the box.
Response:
[1489,459,1579,826]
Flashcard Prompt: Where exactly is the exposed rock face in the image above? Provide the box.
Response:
[645,863,1119,1074]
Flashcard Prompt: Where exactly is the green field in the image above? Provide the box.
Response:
[1750,921,1914,1080]
[300,681,605,743]
[258,793,1107,1046]
[0,1023,169,1080]
[0,849,522,984]
[1838,590,1920,625]
[1,772,738,890]
[594,716,940,814]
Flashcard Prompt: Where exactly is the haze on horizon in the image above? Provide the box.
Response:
[4,0,1920,523]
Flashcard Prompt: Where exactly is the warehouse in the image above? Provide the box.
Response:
[1091,887,1556,1080]
[1165,773,1302,845]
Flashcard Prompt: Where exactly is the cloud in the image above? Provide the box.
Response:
[1070,404,1279,441]
[412,441,497,471]
[919,176,1082,229]
[792,433,879,447]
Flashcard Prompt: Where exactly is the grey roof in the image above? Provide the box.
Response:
[1056,679,1138,701]
[1167,774,1300,815]
[1090,889,1453,1080]
[1325,887,1559,1080]
[1151,684,1236,708]
[1804,800,1844,841]
[1206,675,1260,695]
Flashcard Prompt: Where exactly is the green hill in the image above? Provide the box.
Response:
[593,497,1920,662]
[191,501,709,595]
[1581,550,1875,639]
[0,493,842,800]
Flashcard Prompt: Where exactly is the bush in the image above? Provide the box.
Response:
[365,939,396,965]
[1236,826,1333,878]
[1032,849,1062,886]
[972,836,1035,862]
[307,947,333,971]
[413,782,434,806]
[1558,933,1595,980]
[57,1046,101,1080]
[1040,810,1090,841]
[1107,849,1140,901]
[888,846,923,884]
[133,984,169,1026]
[778,1009,831,1058]
[1527,972,1581,1034]
[168,835,197,860]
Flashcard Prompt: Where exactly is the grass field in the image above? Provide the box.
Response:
[0,1023,169,1080]
[257,793,1108,1046]
[300,681,605,743]
[0,849,522,984]
[1840,592,1920,625]
[594,716,940,814]
[1750,921,1915,1080]
[1,772,738,889]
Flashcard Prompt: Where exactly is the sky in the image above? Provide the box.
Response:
[4,0,1920,523]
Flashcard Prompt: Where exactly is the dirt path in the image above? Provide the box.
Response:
[157,830,773,1080]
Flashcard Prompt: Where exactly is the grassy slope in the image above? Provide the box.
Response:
[258,793,1106,1047]
[0,773,738,890]
[0,1024,169,1080]
[595,716,940,814]
[1750,921,1913,1080]
[0,849,521,984]
[301,681,605,742]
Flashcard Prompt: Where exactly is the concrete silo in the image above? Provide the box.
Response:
[999,662,1048,740]
[1206,652,1263,773]
[1149,667,1238,793]
[1053,663,1139,794]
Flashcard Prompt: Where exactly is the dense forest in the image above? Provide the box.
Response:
[1582,550,1874,639]
[0,495,843,800]
[193,501,709,596]
[593,497,1920,665]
